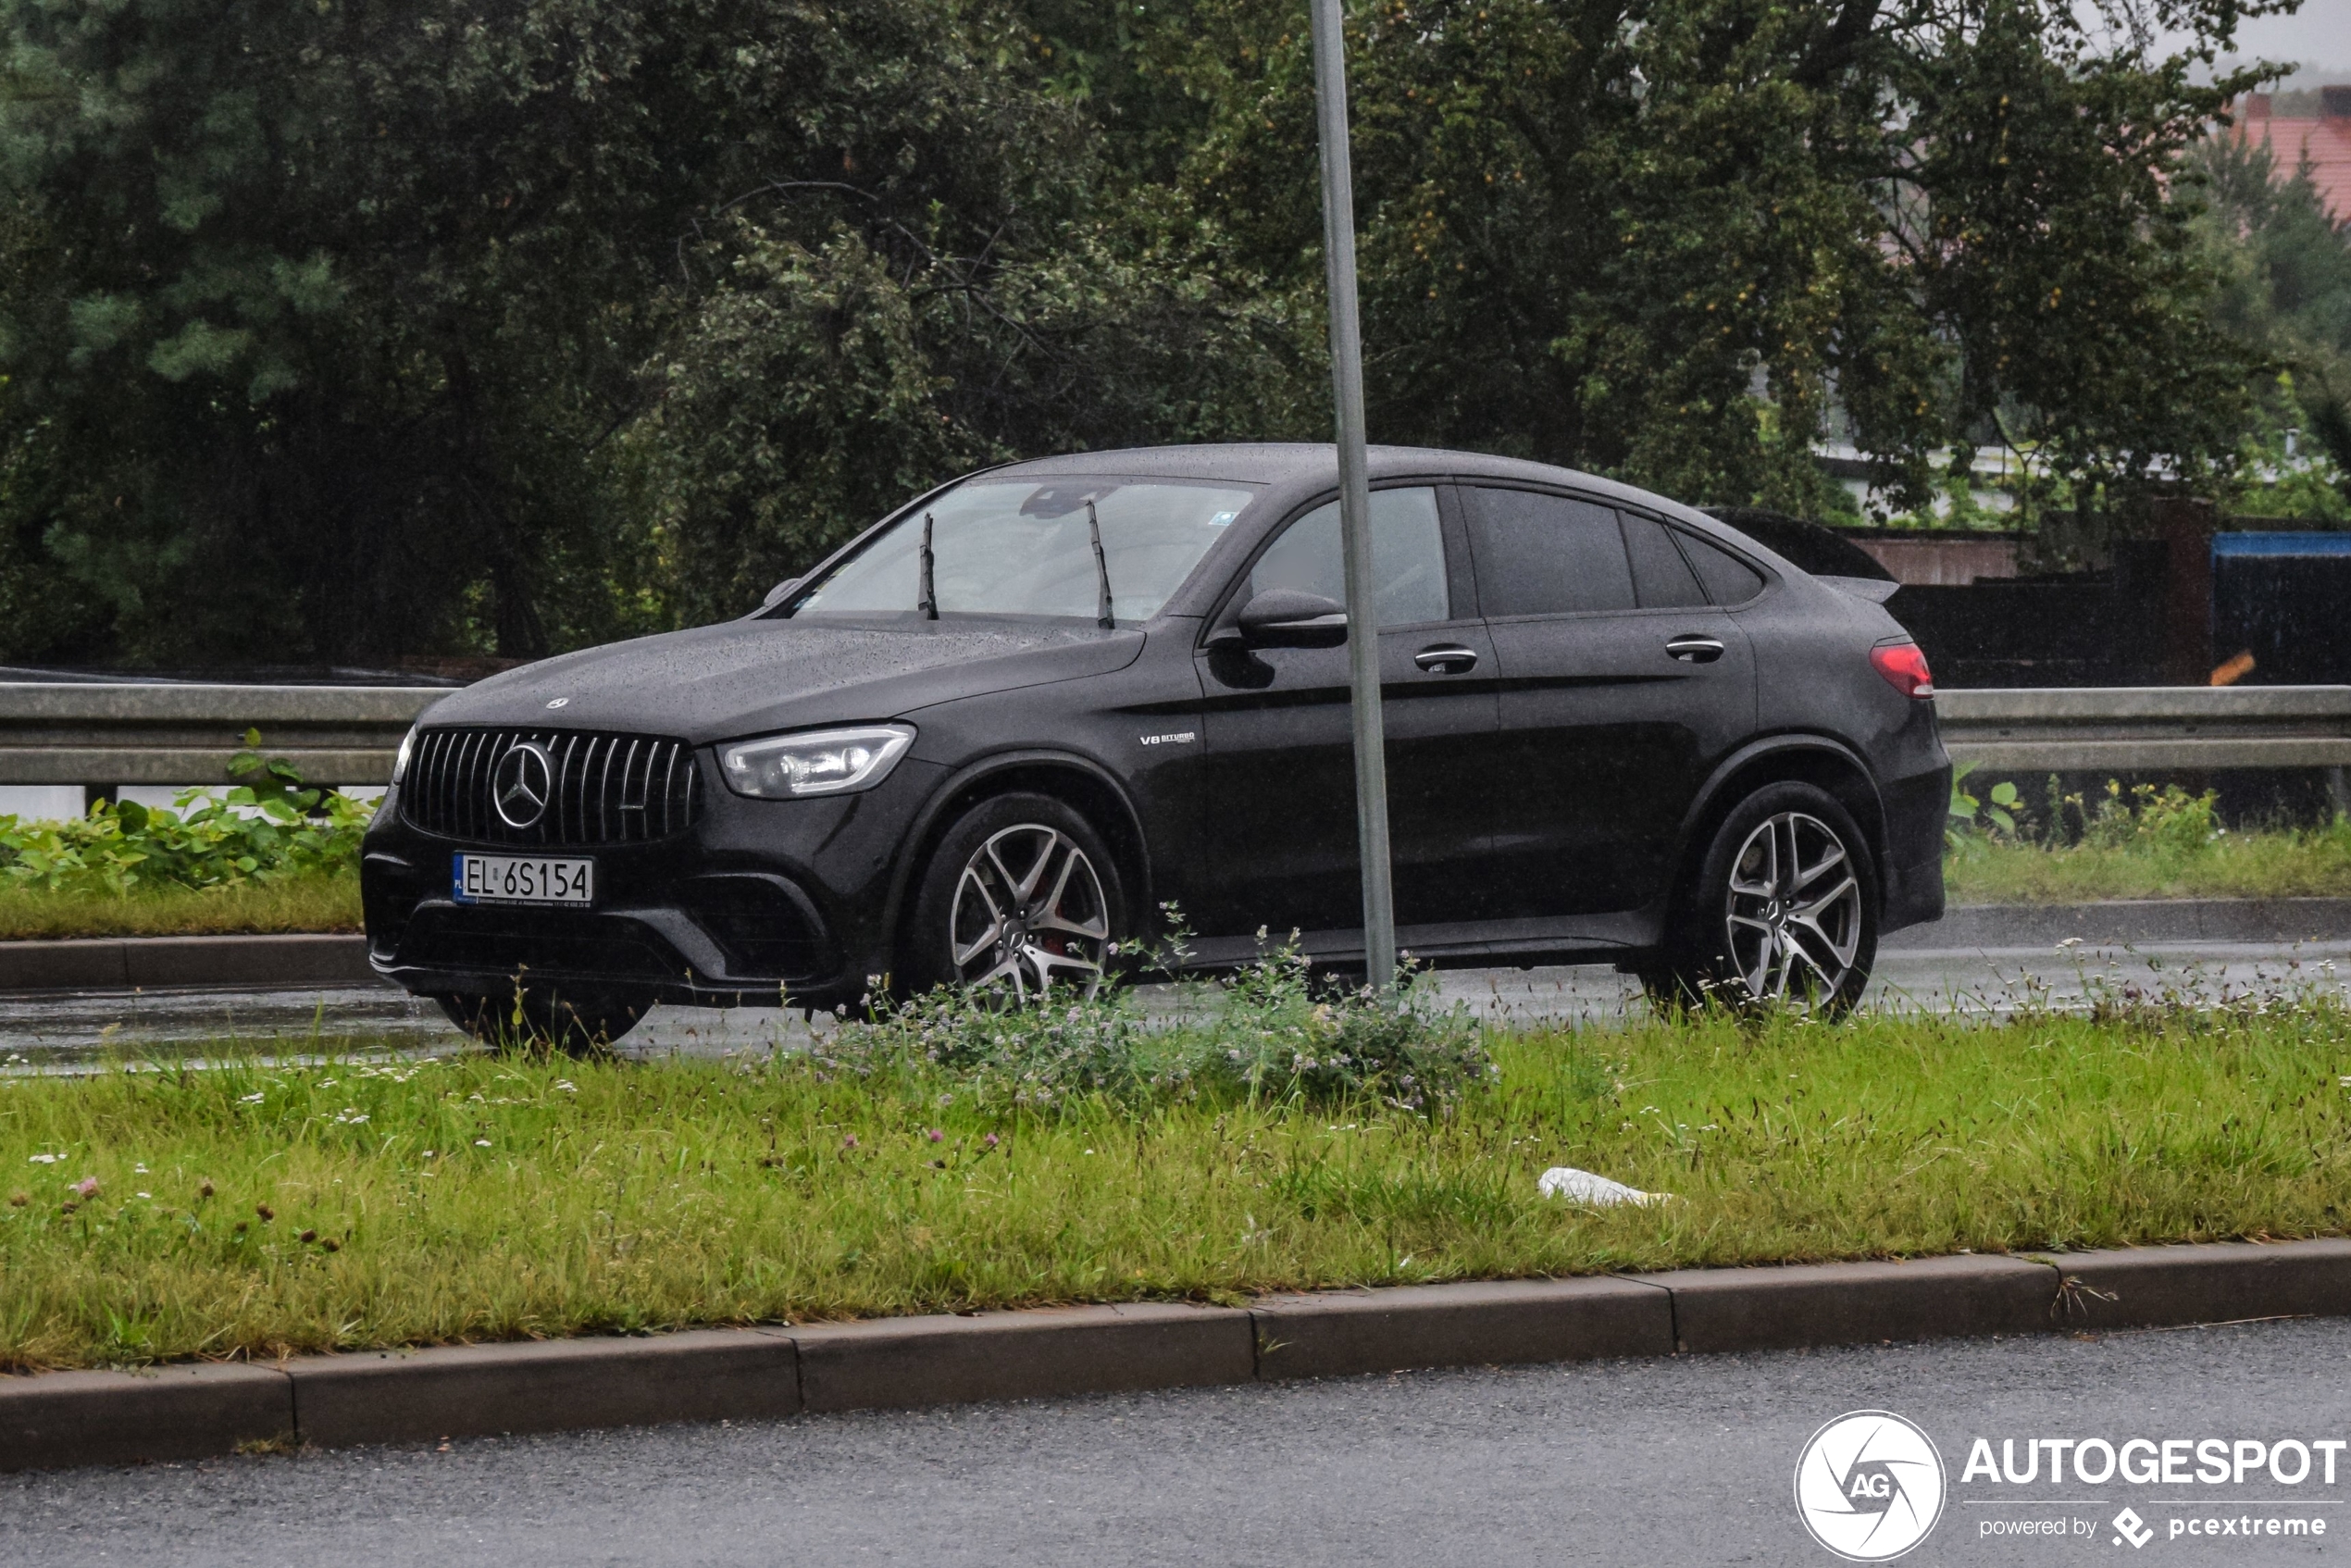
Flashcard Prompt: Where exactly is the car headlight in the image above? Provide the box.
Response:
[392,725,417,786]
[719,724,916,799]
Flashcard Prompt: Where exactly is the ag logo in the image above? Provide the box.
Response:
[1794,1410,1946,1562]
[491,740,554,830]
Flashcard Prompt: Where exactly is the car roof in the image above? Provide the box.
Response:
[985,442,1713,519]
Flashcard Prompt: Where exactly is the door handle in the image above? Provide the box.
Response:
[1413,644,1479,675]
[1665,635,1725,664]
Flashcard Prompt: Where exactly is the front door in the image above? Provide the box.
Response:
[1465,485,1760,918]
[1193,485,1501,942]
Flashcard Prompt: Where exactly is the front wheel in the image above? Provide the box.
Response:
[903,792,1126,1001]
[1645,780,1879,1017]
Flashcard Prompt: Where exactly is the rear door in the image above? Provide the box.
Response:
[1467,486,1760,918]
[1192,484,1501,940]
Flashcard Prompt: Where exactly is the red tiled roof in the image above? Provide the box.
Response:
[2231,92,2351,221]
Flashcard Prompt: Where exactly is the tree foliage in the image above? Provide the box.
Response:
[1143,0,2271,516]
[0,0,2297,663]
[2189,130,2351,514]
[0,0,1302,659]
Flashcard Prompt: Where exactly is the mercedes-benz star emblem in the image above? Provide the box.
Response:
[491,740,554,830]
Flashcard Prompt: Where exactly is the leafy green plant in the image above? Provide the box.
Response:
[1202,941,1498,1115]
[2082,780,2220,855]
[827,930,1496,1118]
[0,730,373,897]
[1947,760,2020,851]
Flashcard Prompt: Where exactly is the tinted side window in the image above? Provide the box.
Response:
[1466,488,1635,616]
[1676,529,1768,604]
[1250,486,1449,626]
[1622,514,1709,608]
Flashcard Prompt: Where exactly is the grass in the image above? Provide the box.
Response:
[7,991,2351,1372]
[1944,822,2351,904]
[0,876,361,941]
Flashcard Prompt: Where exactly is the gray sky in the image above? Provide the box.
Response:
[2183,0,2350,81]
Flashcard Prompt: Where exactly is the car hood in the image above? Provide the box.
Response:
[415,618,1147,742]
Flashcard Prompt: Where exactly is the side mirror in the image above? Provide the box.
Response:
[1233,589,1348,649]
[761,577,803,611]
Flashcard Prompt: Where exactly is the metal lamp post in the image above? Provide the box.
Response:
[1307,0,1398,992]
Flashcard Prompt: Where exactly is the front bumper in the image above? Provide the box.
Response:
[360,756,943,1012]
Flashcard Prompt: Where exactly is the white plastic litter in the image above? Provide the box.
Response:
[1537,1166,1667,1206]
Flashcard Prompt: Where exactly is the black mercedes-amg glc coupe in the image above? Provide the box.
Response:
[361,443,1948,1044]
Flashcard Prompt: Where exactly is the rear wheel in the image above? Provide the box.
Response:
[1645,780,1878,1017]
[434,987,650,1055]
[904,792,1126,1001]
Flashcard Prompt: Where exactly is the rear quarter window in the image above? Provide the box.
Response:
[1623,514,1710,608]
[1673,529,1768,605]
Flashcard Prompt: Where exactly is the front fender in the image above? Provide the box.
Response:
[876,748,1153,968]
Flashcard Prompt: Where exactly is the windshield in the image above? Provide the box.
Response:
[789,477,1258,623]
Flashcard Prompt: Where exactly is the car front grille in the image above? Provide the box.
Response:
[401,727,704,847]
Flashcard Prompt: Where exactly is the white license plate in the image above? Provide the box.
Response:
[453,853,595,906]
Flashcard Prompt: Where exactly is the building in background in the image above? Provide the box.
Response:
[2233,86,2351,218]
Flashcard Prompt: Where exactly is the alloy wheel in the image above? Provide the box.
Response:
[949,823,1113,999]
[1722,809,1863,1007]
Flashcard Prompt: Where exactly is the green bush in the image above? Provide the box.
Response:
[0,732,373,897]
[827,939,1497,1117]
[2078,780,2220,855]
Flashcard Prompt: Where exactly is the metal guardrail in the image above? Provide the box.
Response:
[0,684,444,787]
[1932,685,2351,773]
[0,681,2345,787]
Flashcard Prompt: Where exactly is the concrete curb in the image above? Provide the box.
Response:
[1885,898,2351,952]
[1641,1253,2059,1353]
[0,1363,293,1467]
[2044,1238,2351,1330]
[1251,1276,1672,1378]
[11,1238,2351,1473]
[0,933,378,993]
[285,1329,802,1448]
[792,1301,1255,1413]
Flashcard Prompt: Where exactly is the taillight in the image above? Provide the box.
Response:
[1871,641,1934,698]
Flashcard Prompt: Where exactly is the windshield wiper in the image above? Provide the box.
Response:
[918,511,938,620]
[1086,500,1113,629]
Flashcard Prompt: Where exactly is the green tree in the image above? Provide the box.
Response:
[0,0,2299,667]
[1133,0,2273,519]
[0,0,1298,661]
[2190,130,2351,515]
[620,206,1313,625]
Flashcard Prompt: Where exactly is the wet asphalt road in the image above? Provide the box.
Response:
[1,936,2345,1070]
[6,941,2351,1562]
[7,1316,2351,1566]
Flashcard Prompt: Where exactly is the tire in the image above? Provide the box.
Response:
[902,791,1127,1001]
[434,987,650,1055]
[1645,780,1879,1018]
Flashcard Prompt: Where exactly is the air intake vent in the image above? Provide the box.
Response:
[401,728,704,847]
